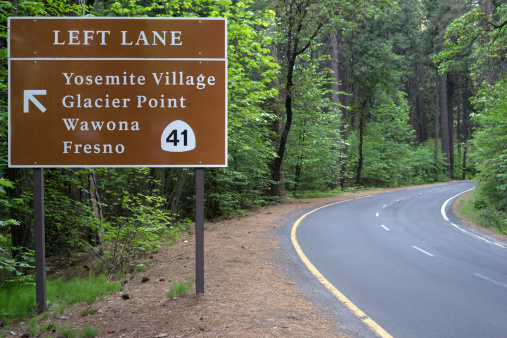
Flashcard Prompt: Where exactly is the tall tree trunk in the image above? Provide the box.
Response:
[271,10,322,196]
[456,76,462,143]
[355,99,367,186]
[330,27,351,188]
[463,144,468,180]
[271,54,296,196]
[462,78,470,179]
[293,118,307,194]
[418,63,428,142]
[462,79,469,142]
[88,169,102,246]
[355,109,364,186]
[446,72,454,178]
[338,38,350,187]
[170,169,189,215]
[440,73,451,180]
[435,69,440,174]
[330,28,341,188]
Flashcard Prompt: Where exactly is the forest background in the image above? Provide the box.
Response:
[0,0,506,289]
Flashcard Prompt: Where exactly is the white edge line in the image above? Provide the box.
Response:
[376,213,379,217]
[380,225,390,231]
[474,274,507,289]
[441,187,506,248]
[413,246,434,257]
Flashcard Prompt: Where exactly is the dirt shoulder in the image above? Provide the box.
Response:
[10,183,502,337]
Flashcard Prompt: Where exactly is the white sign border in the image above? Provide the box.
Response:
[8,17,228,168]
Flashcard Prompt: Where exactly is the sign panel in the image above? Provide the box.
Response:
[9,17,227,167]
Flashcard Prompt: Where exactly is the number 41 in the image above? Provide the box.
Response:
[166,129,188,146]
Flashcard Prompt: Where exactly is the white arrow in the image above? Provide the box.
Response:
[24,90,47,113]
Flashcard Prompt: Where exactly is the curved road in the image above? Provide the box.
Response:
[293,182,507,337]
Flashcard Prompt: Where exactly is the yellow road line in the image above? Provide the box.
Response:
[291,198,393,338]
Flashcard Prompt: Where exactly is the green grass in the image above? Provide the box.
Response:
[167,277,194,299]
[58,324,98,338]
[79,326,99,338]
[0,274,122,320]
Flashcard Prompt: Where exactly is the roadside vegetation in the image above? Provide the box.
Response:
[0,273,120,336]
[0,0,506,332]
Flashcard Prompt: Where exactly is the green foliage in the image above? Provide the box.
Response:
[436,2,507,231]
[0,247,34,287]
[284,52,343,193]
[167,277,194,299]
[91,191,182,276]
[0,0,85,19]
[471,80,507,211]
[458,191,507,235]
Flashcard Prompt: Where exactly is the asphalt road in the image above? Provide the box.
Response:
[292,182,507,338]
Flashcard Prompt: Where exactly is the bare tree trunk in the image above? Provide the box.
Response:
[330,28,341,188]
[416,63,428,142]
[457,76,462,143]
[88,169,102,246]
[271,8,322,196]
[440,73,451,180]
[446,72,454,178]
[338,37,350,187]
[435,69,440,174]
[355,99,367,186]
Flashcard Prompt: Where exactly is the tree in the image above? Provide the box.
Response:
[270,0,326,196]
[437,1,507,229]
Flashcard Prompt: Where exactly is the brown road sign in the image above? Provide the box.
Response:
[9,17,226,59]
[9,17,227,167]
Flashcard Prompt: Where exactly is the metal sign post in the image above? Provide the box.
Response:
[195,168,205,293]
[33,168,46,313]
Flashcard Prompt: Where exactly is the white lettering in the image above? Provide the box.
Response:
[61,95,130,109]
[53,30,110,45]
[152,31,166,45]
[97,31,110,45]
[62,118,78,130]
[91,121,104,130]
[53,31,65,45]
[136,31,148,45]
[63,141,124,154]
[68,31,80,45]
[62,72,145,86]
[170,31,182,45]
[137,95,186,108]
[83,30,94,45]
[80,121,89,131]
[121,31,133,45]
[62,119,138,131]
